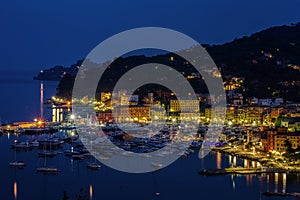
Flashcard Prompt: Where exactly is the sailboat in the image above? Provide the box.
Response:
[38,136,57,157]
[37,153,59,173]
[9,140,25,168]
[37,142,59,173]
[86,141,101,170]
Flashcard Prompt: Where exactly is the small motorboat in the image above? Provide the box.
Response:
[11,142,31,149]
[37,167,58,173]
[9,161,25,167]
[87,163,101,170]
[72,154,85,160]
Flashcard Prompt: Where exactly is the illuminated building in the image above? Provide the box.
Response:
[169,100,200,113]
[281,117,300,132]
[261,128,286,152]
[260,127,300,152]
[224,77,244,91]
[204,107,226,122]
[114,105,150,123]
[97,111,114,123]
[101,92,112,102]
[169,99,200,122]
[149,104,165,122]
[52,104,63,122]
[226,106,236,122]
[112,90,138,106]
[274,132,300,152]
[270,107,285,121]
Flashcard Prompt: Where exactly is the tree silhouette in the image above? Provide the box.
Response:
[284,139,293,153]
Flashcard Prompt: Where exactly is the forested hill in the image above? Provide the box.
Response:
[43,23,300,101]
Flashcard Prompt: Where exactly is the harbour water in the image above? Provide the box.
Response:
[1,71,300,200]
[0,70,57,123]
[1,133,300,200]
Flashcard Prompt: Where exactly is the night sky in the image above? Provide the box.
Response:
[1,0,300,72]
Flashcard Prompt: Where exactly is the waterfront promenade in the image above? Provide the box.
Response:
[211,146,300,171]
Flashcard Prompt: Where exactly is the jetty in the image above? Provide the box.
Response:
[198,167,300,176]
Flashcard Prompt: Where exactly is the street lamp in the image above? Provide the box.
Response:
[70,114,75,120]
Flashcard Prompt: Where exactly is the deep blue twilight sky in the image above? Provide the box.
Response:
[1,0,300,72]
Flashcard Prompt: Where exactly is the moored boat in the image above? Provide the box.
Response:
[37,167,58,173]
[11,141,31,149]
[87,163,101,170]
[64,150,79,156]
[29,140,39,147]
[9,161,25,167]
[72,154,85,160]
[38,139,64,148]
[38,151,57,157]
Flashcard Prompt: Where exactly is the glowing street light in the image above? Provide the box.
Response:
[70,114,75,120]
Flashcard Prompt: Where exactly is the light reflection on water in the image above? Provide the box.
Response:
[0,74,57,123]
[13,181,17,200]
[228,154,290,195]
[216,152,221,169]
[283,173,287,193]
[89,184,93,200]
[275,172,279,193]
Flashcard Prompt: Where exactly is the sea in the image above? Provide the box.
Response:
[0,70,299,200]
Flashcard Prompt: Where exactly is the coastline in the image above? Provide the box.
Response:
[208,146,300,173]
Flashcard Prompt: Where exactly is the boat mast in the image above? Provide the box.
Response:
[14,140,17,162]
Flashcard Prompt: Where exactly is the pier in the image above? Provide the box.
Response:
[198,167,300,176]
